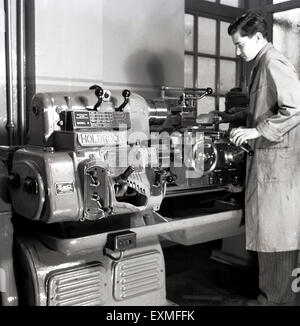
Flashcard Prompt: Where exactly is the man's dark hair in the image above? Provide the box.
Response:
[228,11,268,38]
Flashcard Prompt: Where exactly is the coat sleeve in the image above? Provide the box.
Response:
[256,58,300,142]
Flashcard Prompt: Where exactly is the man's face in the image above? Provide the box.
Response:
[232,31,261,62]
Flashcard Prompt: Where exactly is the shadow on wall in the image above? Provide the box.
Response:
[125,49,184,91]
[0,119,8,146]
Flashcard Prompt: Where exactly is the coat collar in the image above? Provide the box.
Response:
[252,42,273,69]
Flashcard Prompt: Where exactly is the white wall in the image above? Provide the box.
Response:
[30,0,184,98]
[33,0,103,93]
[103,0,184,97]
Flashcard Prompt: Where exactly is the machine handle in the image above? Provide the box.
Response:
[119,166,135,181]
[89,84,104,111]
[239,143,255,157]
[116,89,131,112]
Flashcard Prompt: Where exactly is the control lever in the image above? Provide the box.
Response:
[116,90,131,112]
[239,142,255,157]
[230,140,254,157]
[91,192,103,209]
[115,166,135,184]
[114,166,135,197]
[89,85,104,111]
[87,170,101,187]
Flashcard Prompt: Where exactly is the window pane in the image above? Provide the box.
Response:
[273,0,290,3]
[273,9,300,76]
[220,0,244,7]
[198,17,216,55]
[218,97,230,131]
[197,97,216,115]
[204,0,216,2]
[197,57,216,90]
[220,60,236,94]
[185,55,194,88]
[220,21,236,58]
[185,14,194,52]
[219,97,226,112]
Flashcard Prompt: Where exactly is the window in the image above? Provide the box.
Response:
[184,13,240,114]
[203,0,245,8]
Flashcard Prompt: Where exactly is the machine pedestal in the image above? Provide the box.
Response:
[211,233,255,269]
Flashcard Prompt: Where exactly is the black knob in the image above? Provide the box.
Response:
[206,88,213,95]
[116,89,131,112]
[166,175,176,184]
[90,84,104,97]
[122,89,131,99]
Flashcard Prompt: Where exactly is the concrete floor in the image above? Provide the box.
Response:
[163,241,300,306]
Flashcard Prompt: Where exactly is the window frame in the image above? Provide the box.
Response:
[185,10,244,111]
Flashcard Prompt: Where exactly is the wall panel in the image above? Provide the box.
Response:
[29,0,184,99]
[33,0,103,93]
[103,0,184,97]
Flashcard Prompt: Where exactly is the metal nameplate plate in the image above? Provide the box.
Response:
[72,111,130,129]
[77,131,127,147]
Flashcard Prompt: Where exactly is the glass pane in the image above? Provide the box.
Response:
[197,57,216,90]
[197,96,216,115]
[198,17,216,55]
[220,60,236,94]
[218,97,230,131]
[185,55,194,88]
[220,0,244,7]
[220,21,236,58]
[273,9,300,76]
[273,0,290,3]
[219,97,226,112]
[204,0,216,2]
[185,14,194,52]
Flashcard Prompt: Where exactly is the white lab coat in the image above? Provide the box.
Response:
[245,43,300,252]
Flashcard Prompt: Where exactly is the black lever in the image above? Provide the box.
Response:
[116,89,131,112]
[89,85,104,111]
[115,166,135,184]
[230,140,254,157]
[119,166,135,182]
[239,142,255,157]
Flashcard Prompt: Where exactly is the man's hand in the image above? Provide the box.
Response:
[230,127,261,146]
[211,111,234,124]
[212,107,247,124]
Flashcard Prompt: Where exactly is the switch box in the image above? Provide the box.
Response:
[105,230,137,252]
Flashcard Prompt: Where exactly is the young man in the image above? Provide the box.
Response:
[220,11,300,306]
